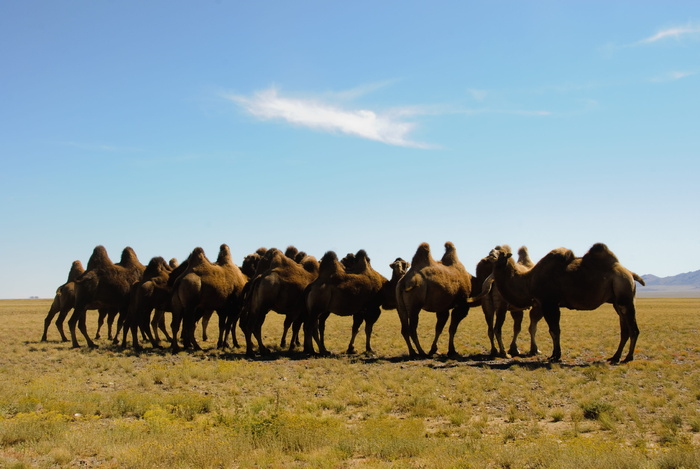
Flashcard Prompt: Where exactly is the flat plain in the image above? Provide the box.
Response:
[1,298,699,468]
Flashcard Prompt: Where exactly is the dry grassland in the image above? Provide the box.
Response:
[1,298,699,468]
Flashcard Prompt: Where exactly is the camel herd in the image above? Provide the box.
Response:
[41,241,645,363]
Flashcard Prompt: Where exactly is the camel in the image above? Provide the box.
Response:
[42,261,86,342]
[243,247,319,356]
[120,256,176,349]
[304,249,387,355]
[485,243,645,363]
[474,245,542,358]
[69,246,145,348]
[396,242,485,358]
[170,244,247,351]
[380,258,411,311]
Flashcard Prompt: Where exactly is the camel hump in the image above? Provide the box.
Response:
[517,246,534,268]
[187,247,210,268]
[440,241,460,266]
[241,252,262,278]
[319,251,341,276]
[284,245,299,260]
[349,250,372,273]
[87,245,113,270]
[582,243,619,269]
[216,244,233,265]
[546,247,576,265]
[169,258,179,269]
[67,260,85,282]
[411,242,433,268]
[301,256,320,274]
[119,247,143,269]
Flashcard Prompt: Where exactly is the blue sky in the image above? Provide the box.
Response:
[1,1,699,299]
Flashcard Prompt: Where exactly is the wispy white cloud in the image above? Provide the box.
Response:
[639,24,700,44]
[650,70,696,83]
[226,87,433,149]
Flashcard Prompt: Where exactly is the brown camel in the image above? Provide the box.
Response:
[396,242,485,358]
[486,242,645,363]
[69,246,145,348]
[243,247,319,356]
[42,261,86,342]
[304,249,387,355]
[170,244,247,351]
[474,245,542,358]
[120,256,176,349]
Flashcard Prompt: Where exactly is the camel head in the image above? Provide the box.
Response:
[241,253,262,278]
[340,252,357,270]
[390,257,410,277]
[143,257,170,279]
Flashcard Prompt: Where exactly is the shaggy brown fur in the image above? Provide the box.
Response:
[396,242,482,357]
[380,258,410,311]
[304,249,387,355]
[171,245,247,351]
[475,245,542,358]
[69,246,145,348]
[489,242,645,363]
[243,248,319,356]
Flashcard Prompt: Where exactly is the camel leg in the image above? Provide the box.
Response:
[346,313,364,354]
[363,306,381,355]
[428,310,449,356]
[41,297,61,342]
[541,302,561,362]
[54,308,71,342]
[527,305,543,356]
[610,301,639,363]
[397,305,418,357]
[201,311,211,342]
[252,313,270,355]
[72,308,97,349]
[318,312,330,355]
[494,304,509,358]
[302,312,319,354]
[508,310,524,357]
[280,315,293,349]
[108,310,119,342]
[408,308,427,357]
[289,315,303,351]
[482,301,497,357]
[95,310,106,340]
[447,306,469,358]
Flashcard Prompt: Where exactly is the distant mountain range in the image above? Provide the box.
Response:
[638,270,700,297]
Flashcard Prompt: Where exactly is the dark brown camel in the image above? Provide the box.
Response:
[486,243,645,363]
[380,257,411,311]
[42,261,86,342]
[171,244,247,351]
[304,249,387,355]
[120,256,176,349]
[69,246,145,348]
[396,242,485,358]
[243,248,319,356]
[474,245,542,358]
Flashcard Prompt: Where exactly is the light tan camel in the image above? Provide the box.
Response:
[474,245,542,358]
[396,242,485,358]
[486,243,645,363]
[304,250,387,355]
[69,246,145,348]
[243,248,319,356]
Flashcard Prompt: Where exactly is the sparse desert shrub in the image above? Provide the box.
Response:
[0,411,68,445]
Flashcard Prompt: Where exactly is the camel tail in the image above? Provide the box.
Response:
[633,273,645,286]
[467,274,494,305]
